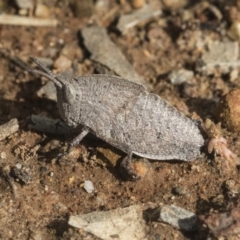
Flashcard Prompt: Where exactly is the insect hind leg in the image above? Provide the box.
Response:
[66,126,90,153]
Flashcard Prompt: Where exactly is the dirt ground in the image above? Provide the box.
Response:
[1,0,240,239]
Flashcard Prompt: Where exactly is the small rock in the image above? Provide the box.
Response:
[68,205,146,240]
[81,25,151,89]
[211,194,224,207]
[53,56,72,72]
[216,88,240,132]
[57,145,84,166]
[199,207,240,238]
[228,21,240,41]
[162,0,188,10]
[172,186,189,196]
[169,69,193,85]
[16,163,22,169]
[60,41,83,60]
[95,0,110,14]
[224,179,240,198]
[11,165,32,184]
[131,0,146,9]
[204,118,238,171]
[0,152,6,160]
[0,118,19,141]
[117,4,162,34]
[158,204,197,232]
[18,8,28,16]
[227,7,240,41]
[197,41,240,75]
[56,202,68,212]
[67,146,85,159]
[97,147,121,167]
[34,3,50,18]
[29,231,43,240]
[84,180,94,193]
[230,69,239,82]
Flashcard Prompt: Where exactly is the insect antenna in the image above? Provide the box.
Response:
[25,57,66,88]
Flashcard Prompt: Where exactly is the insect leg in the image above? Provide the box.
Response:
[70,126,89,146]
[57,127,89,159]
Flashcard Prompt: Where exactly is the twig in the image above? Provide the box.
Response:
[0,14,58,27]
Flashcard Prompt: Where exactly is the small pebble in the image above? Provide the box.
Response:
[29,231,42,240]
[211,194,224,207]
[84,180,94,193]
[60,41,83,60]
[0,152,6,159]
[162,0,187,10]
[169,69,193,85]
[158,204,197,232]
[16,163,22,169]
[69,176,75,184]
[230,69,239,82]
[18,8,28,16]
[44,185,49,192]
[172,186,188,196]
[39,166,47,174]
[199,41,240,75]
[53,56,72,72]
[131,0,145,9]
[228,21,240,41]
[216,88,240,132]
[224,179,240,198]
[95,0,110,14]
[34,3,50,18]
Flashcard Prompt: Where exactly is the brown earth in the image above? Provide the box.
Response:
[0,0,240,239]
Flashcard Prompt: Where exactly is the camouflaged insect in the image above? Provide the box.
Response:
[27,57,204,178]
